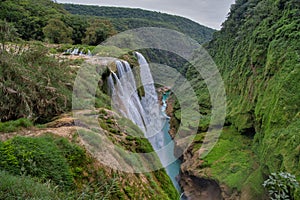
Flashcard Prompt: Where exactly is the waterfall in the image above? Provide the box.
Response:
[109,60,147,133]
[136,52,164,139]
[108,52,181,191]
[108,53,163,142]
[87,49,92,56]
[71,48,79,55]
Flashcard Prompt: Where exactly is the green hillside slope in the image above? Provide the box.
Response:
[63,4,215,44]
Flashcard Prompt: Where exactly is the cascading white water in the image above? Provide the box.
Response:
[108,52,181,191]
[109,60,147,133]
[71,48,79,55]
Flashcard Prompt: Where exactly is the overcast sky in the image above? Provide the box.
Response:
[56,0,236,29]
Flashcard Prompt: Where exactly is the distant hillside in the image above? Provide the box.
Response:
[0,0,214,45]
[63,4,215,44]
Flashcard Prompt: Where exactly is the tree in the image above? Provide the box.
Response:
[62,15,88,44]
[82,19,116,46]
[43,18,73,44]
[0,19,18,53]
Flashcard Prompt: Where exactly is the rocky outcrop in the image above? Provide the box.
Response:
[180,173,222,200]
[178,140,241,200]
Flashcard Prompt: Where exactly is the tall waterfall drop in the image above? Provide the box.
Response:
[108,52,181,191]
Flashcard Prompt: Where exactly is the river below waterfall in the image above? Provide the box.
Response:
[159,91,181,191]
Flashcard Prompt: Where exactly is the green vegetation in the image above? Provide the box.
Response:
[0,170,59,200]
[3,0,299,199]
[82,18,116,46]
[169,0,300,198]
[0,135,75,189]
[64,3,214,72]
[0,19,19,53]
[43,18,73,44]
[0,169,120,200]
[153,169,179,200]
[0,0,214,46]
[75,108,179,199]
[263,172,299,200]
[0,0,116,45]
[0,134,122,199]
[99,109,179,199]
[0,0,67,41]
[98,109,157,154]
[0,118,33,132]
[0,28,111,123]
[63,4,215,44]
[0,43,75,123]
[0,0,190,199]
[201,128,255,191]
[208,1,300,194]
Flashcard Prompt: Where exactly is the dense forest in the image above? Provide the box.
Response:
[63,4,215,44]
[0,0,214,46]
[0,0,116,45]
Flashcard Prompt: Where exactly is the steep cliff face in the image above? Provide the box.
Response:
[174,0,300,199]
[208,0,300,184]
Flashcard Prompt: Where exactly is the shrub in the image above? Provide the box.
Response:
[53,137,88,179]
[0,136,74,189]
[0,45,74,123]
[263,172,299,200]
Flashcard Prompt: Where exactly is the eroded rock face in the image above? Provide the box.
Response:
[178,139,222,200]
[180,173,222,200]
[177,132,243,200]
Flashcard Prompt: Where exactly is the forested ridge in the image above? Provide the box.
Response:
[63,4,215,44]
[0,0,214,45]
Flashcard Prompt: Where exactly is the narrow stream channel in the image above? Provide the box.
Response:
[160,91,182,192]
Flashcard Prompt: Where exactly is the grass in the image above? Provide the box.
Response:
[153,169,180,200]
[117,117,144,137]
[0,170,59,200]
[0,135,74,189]
[241,167,266,200]
[78,129,103,150]
[0,169,120,200]
[202,127,255,191]
[0,133,123,199]
[0,118,33,132]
